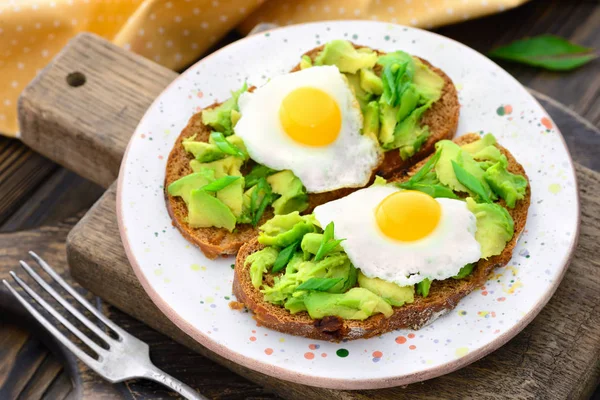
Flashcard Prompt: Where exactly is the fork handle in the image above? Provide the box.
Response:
[142,364,208,400]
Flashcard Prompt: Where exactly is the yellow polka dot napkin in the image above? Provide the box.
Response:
[0,0,527,138]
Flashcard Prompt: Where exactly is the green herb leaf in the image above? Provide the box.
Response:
[200,176,240,192]
[250,177,273,226]
[409,150,441,184]
[452,263,475,279]
[314,222,345,262]
[245,164,277,188]
[407,183,459,199]
[416,278,431,298]
[451,160,491,203]
[488,35,597,71]
[272,242,299,273]
[295,277,343,292]
[210,132,246,158]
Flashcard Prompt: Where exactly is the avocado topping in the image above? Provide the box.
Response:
[466,197,514,258]
[201,83,247,136]
[309,40,445,160]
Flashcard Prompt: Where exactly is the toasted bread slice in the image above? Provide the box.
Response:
[165,43,459,259]
[232,133,530,341]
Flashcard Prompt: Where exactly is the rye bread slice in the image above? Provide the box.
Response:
[165,43,459,259]
[232,133,530,341]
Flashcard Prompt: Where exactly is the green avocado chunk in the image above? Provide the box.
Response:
[187,189,236,231]
[344,72,372,111]
[191,156,245,218]
[266,170,308,215]
[391,103,430,160]
[167,170,214,205]
[466,197,514,258]
[357,271,415,307]
[484,160,528,208]
[363,100,380,138]
[300,233,343,258]
[284,295,308,314]
[201,83,247,136]
[412,57,444,103]
[314,40,378,74]
[300,55,312,70]
[303,287,393,320]
[461,133,497,154]
[246,247,279,289]
[359,68,383,95]
[379,102,399,146]
[183,135,247,163]
[258,212,317,248]
[262,253,356,304]
[435,140,495,200]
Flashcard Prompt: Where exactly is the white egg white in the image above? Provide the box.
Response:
[313,185,482,286]
[235,65,382,193]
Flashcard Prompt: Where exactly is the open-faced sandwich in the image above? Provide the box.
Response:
[232,133,530,341]
[165,40,460,258]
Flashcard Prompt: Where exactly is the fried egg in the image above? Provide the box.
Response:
[313,186,482,286]
[235,66,382,193]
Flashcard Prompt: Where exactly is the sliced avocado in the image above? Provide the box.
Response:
[230,109,241,128]
[372,176,387,186]
[184,135,247,163]
[187,189,236,231]
[416,278,431,297]
[300,232,343,257]
[246,247,279,289]
[344,72,372,111]
[359,68,383,95]
[466,197,514,258]
[258,212,317,248]
[307,254,356,294]
[484,160,528,208]
[357,271,414,307]
[266,170,308,215]
[461,133,497,154]
[300,55,312,70]
[435,141,495,200]
[363,100,380,138]
[167,170,213,204]
[191,156,245,217]
[412,57,444,103]
[391,104,430,159]
[201,83,247,136]
[472,146,507,171]
[314,40,378,74]
[379,101,399,146]
[303,287,393,320]
[396,86,420,123]
[285,296,308,313]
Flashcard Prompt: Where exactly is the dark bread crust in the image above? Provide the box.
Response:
[232,133,531,341]
[165,43,459,259]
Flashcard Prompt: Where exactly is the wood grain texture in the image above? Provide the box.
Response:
[65,163,600,399]
[18,33,177,189]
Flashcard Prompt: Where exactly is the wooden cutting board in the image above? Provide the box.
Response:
[17,33,600,399]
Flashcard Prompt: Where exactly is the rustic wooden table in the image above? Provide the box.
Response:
[0,0,598,398]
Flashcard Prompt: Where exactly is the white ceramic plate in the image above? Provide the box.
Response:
[117,21,579,389]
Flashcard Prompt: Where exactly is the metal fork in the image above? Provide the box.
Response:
[3,251,206,400]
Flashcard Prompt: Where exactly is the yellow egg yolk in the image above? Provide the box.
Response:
[279,87,341,146]
[375,191,442,242]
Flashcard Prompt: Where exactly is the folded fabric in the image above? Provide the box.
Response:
[0,0,528,137]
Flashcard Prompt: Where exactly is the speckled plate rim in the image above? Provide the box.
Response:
[116,21,580,390]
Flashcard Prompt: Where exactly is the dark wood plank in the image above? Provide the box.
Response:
[17,354,65,400]
[0,332,49,399]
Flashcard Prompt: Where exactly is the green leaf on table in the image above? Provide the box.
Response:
[272,241,299,273]
[295,277,343,292]
[200,176,240,192]
[488,35,597,71]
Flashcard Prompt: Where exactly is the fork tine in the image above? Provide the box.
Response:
[19,260,114,345]
[29,251,127,338]
[3,279,100,368]
[9,271,108,357]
